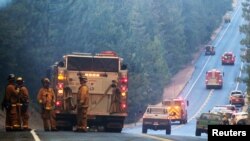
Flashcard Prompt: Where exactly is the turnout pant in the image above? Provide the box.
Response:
[41,109,56,130]
[76,107,88,131]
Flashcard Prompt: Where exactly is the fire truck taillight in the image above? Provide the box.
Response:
[58,89,63,94]
[120,78,128,83]
[58,83,64,89]
[58,72,65,80]
[121,86,127,92]
[121,92,126,97]
[121,103,126,109]
[57,83,64,95]
[56,101,62,107]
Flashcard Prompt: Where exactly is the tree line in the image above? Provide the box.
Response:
[240,0,250,101]
[0,0,231,122]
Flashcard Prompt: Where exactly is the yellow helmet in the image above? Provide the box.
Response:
[16,77,23,82]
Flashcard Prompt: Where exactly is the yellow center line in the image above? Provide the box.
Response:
[140,134,174,141]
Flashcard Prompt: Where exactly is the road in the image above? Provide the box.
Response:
[125,0,245,139]
[0,1,245,141]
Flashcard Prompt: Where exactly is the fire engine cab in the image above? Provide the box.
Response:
[47,51,128,132]
[221,52,235,65]
[205,69,223,89]
[162,98,189,124]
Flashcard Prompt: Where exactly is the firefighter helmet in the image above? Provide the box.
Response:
[16,77,24,83]
[7,74,15,80]
[16,77,23,81]
[42,77,50,84]
[79,76,87,82]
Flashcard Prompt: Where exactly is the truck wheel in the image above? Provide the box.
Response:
[142,125,147,134]
[180,120,183,124]
[237,119,246,125]
[195,129,201,136]
[183,119,187,124]
[166,126,171,135]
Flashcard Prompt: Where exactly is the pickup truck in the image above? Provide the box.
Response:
[195,112,223,136]
[142,105,171,135]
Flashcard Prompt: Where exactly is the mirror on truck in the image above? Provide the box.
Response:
[121,64,127,70]
[58,61,64,67]
[187,100,189,106]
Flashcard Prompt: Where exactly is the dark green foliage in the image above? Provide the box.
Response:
[240,0,250,96]
[0,0,231,122]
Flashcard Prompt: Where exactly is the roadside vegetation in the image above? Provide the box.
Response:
[0,0,231,122]
[240,0,250,123]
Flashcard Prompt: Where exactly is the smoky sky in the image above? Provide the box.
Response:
[0,0,11,8]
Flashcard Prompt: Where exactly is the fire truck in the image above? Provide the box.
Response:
[162,98,189,124]
[221,52,235,65]
[47,51,128,132]
[205,69,223,89]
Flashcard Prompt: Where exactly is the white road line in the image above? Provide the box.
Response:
[31,129,41,141]
[188,90,213,121]
[184,56,211,99]
[236,62,244,90]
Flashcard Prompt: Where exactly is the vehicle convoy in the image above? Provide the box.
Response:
[47,51,128,132]
[195,112,223,136]
[221,52,235,65]
[205,69,223,89]
[142,105,171,135]
[162,98,188,124]
[229,90,245,106]
[204,45,215,55]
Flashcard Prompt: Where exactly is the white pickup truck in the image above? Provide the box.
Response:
[142,105,171,135]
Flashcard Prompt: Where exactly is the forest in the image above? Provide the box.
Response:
[0,0,232,122]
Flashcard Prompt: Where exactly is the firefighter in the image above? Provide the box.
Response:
[230,114,237,125]
[16,77,31,131]
[37,78,58,131]
[109,80,121,113]
[1,74,20,131]
[75,75,89,132]
[222,113,229,125]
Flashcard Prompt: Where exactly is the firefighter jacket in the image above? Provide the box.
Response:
[77,84,89,108]
[37,88,55,110]
[17,86,29,103]
[5,83,19,105]
[17,85,29,112]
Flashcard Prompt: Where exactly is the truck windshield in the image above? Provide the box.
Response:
[67,56,119,72]
[147,108,167,114]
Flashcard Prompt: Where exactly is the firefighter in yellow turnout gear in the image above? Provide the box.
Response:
[16,77,31,131]
[75,76,89,132]
[37,78,57,131]
[109,80,121,113]
[1,74,20,131]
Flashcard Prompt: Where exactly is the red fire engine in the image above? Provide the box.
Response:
[205,69,223,89]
